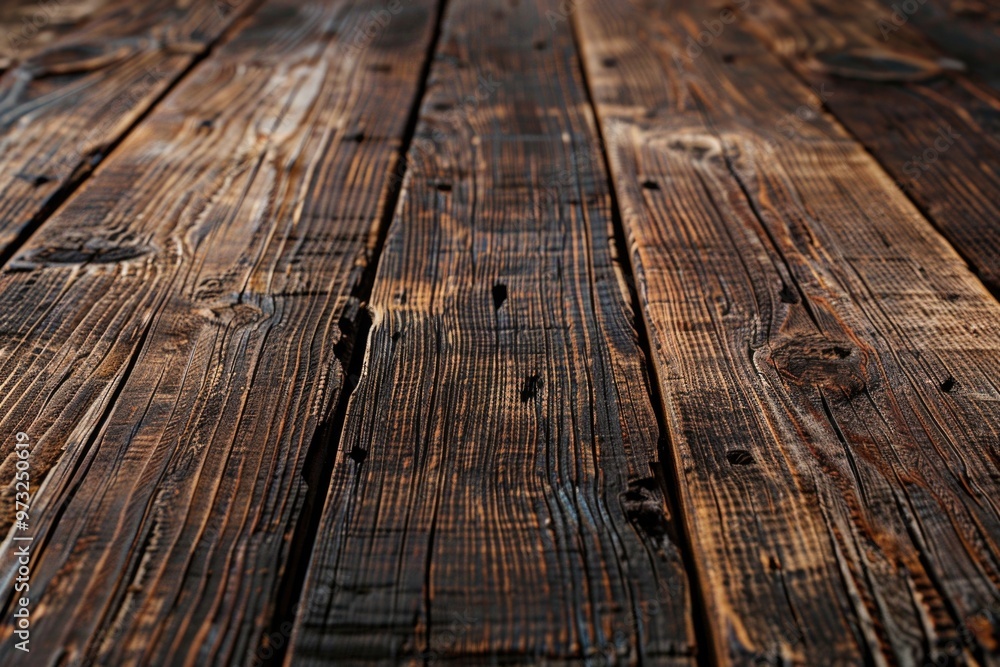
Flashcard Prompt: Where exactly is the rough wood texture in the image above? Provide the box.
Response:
[0,0,438,663]
[288,0,694,663]
[874,0,1000,91]
[742,0,1000,296]
[0,0,258,260]
[576,0,1000,663]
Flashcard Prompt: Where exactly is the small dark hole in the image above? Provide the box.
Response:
[199,119,214,129]
[641,180,660,190]
[492,283,508,311]
[779,284,799,304]
[623,489,647,502]
[347,132,364,142]
[722,54,736,63]
[349,446,369,464]
[32,175,52,187]
[822,346,852,359]
[602,57,617,67]
[940,376,956,393]
[534,40,547,51]
[520,374,542,403]
[727,449,754,465]
[391,330,401,342]
[433,101,452,111]
[435,183,452,192]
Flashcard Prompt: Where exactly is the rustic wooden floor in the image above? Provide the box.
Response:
[0,0,998,664]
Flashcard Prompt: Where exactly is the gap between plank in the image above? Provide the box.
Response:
[567,12,715,667]
[260,2,450,665]
[0,0,269,272]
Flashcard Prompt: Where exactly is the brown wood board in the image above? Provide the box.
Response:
[742,0,1000,297]
[0,0,439,663]
[287,0,695,663]
[575,0,1000,663]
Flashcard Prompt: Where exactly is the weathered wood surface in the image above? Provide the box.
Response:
[576,0,1000,664]
[873,0,1000,91]
[0,0,439,663]
[288,0,694,663]
[742,0,1000,297]
[0,0,112,67]
[0,0,259,262]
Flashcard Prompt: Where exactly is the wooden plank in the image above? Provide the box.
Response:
[740,0,1000,296]
[288,0,694,663]
[0,0,260,260]
[576,0,1000,664]
[0,0,439,663]
[0,0,113,67]
[873,0,1000,92]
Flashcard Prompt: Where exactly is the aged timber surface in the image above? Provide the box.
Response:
[0,0,261,261]
[744,0,1000,296]
[577,0,1000,664]
[0,0,997,664]
[288,0,693,663]
[0,0,439,663]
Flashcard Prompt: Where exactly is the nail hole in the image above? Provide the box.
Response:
[641,180,660,190]
[602,57,617,67]
[492,283,508,311]
[347,131,364,142]
[435,183,452,192]
[32,175,52,187]
[779,284,799,304]
[520,374,542,403]
[940,376,956,393]
[349,446,369,464]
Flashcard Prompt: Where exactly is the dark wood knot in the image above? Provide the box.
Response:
[769,335,866,395]
[808,48,952,83]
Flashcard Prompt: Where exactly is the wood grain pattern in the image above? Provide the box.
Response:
[0,0,439,663]
[576,0,1000,663]
[873,0,1000,91]
[742,0,1000,296]
[0,0,259,260]
[288,0,694,663]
